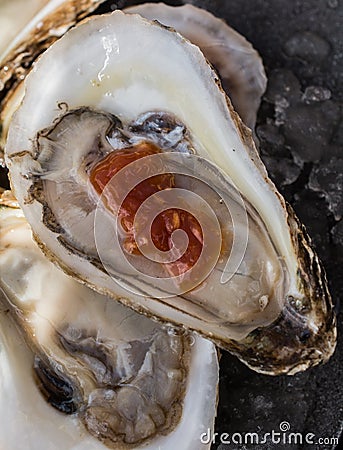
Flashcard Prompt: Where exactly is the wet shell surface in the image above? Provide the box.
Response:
[0,0,49,56]
[124,2,267,130]
[0,0,109,154]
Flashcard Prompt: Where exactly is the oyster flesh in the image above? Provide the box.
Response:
[4,10,336,375]
[0,202,218,449]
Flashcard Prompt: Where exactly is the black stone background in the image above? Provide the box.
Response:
[1,0,342,449]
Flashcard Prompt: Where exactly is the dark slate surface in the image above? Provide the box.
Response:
[1,0,342,449]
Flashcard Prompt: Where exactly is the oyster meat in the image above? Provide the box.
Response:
[0,203,218,449]
[4,9,336,375]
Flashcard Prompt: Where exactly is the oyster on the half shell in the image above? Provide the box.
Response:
[0,203,218,449]
[4,8,336,375]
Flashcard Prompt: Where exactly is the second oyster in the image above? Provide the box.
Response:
[0,203,218,449]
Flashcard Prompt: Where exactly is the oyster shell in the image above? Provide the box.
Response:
[124,2,267,130]
[0,0,49,56]
[4,10,336,375]
[0,1,266,153]
[0,0,108,153]
[0,203,218,449]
